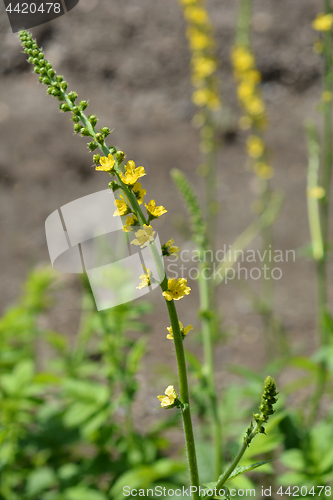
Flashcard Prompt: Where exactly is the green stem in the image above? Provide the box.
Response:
[205,423,259,499]
[165,298,200,499]
[63,88,201,494]
[198,261,222,480]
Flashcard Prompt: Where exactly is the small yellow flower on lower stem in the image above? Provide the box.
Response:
[132,181,146,204]
[157,385,178,408]
[95,154,115,173]
[122,214,139,232]
[137,267,152,289]
[312,13,333,32]
[131,225,155,248]
[246,135,264,159]
[119,160,146,186]
[162,239,180,257]
[145,200,167,219]
[113,195,132,216]
[167,321,193,340]
[308,186,325,199]
[162,278,191,301]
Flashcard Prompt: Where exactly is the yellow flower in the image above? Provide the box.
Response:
[131,225,155,248]
[137,266,152,289]
[322,91,332,103]
[122,214,139,232]
[244,95,265,116]
[95,154,115,173]
[184,6,209,24]
[157,385,178,408]
[191,57,217,80]
[162,278,191,301]
[253,162,274,179]
[312,13,333,32]
[145,200,167,219]
[231,46,255,73]
[192,88,220,109]
[166,321,193,340]
[246,135,265,159]
[113,195,131,216]
[308,186,325,199]
[164,239,180,257]
[133,182,146,204]
[237,82,255,101]
[187,29,211,50]
[119,160,146,186]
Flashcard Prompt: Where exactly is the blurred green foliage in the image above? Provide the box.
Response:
[0,268,332,499]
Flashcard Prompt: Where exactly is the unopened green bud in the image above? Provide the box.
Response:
[34,67,41,74]
[72,115,80,123]
[101,126,111,137]
[74,123,83,133]
[47,87,53,95]
[42,77,51,85]
[46,63,52,70]
[55,75,63,82]
[109,146,117,154]
[88,141,98,151]
[61,82,68,91]
[68,91,78,103]
[109,181,121,192]
[60,103,71,112]
[38,76,43,83]
[93,154,101,164]
[32,43,38,49]
[48,69,56,78]
[88,114,98,127]
[28,57,34,63]
[115,150,125,162]
[95,133,104,144]
[80,128,91,137]
[79,100,88,111]
[33,57,39,65]
[72,106,80,115]
[38,53,44,59]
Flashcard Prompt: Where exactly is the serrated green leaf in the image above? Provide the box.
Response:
[225,460,273,483]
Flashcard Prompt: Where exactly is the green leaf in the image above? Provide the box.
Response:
[225,460,273,483]
[110,459,186,500]
[26,467,57,496]
[65,486,107,500]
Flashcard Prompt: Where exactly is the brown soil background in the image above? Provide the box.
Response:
[0,0,332,464]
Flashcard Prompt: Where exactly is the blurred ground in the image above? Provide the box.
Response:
[0,0,331,429]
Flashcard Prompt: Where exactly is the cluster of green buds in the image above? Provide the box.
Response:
[19,30,114,155]
[252,376,278,435]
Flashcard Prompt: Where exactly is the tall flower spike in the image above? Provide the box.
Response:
[253,376,278,434]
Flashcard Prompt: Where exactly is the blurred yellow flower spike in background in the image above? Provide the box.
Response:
[312,13,333,31]
[246,135,265,159]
